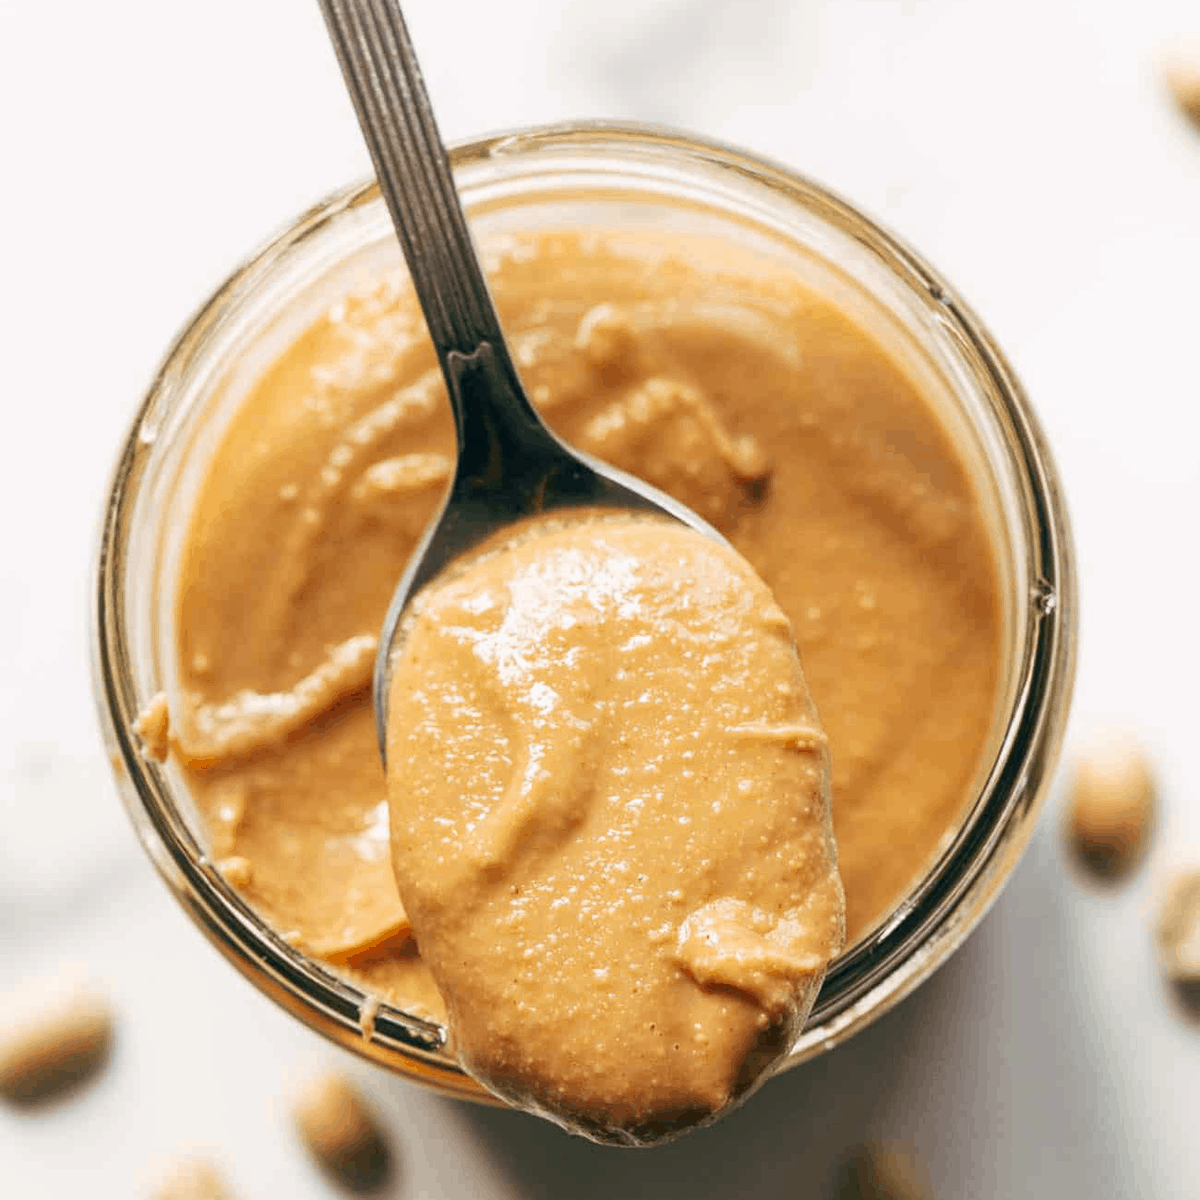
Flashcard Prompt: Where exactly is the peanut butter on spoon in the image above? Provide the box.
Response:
[386,513,844,1143]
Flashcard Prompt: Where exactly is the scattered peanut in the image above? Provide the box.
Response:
[1161,38,1200,129]
[835,1142,934,1200]
[1065,732,1155,879]
[0,976,114,1105]
[152,1159,234,1200]
[1155,869,1200,1017]
[293,1071,392,1192]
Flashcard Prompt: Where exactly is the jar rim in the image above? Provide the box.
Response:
[92,119,1076,1096]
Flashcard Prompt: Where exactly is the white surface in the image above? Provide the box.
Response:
[1,0,1198,1196]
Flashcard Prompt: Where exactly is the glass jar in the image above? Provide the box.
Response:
[92,122,1075,1104]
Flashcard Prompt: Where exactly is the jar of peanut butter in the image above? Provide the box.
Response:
[93,122,1076,1108]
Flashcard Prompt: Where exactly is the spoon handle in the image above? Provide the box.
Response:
[317,0,512,367]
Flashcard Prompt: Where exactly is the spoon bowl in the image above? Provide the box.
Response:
[316,0,725,759]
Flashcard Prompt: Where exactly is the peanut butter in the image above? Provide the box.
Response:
[171,229,1000,1062]
[385,513,844,1140]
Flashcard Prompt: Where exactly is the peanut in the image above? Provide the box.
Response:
[152,1159,234,1200]
[835,1142,934,1199]
[0,976,114,1105]
[1156,869,1200,1019]
[293,1071,391,1192]
[1161,39,1200,129]
[1065,731,1155,879]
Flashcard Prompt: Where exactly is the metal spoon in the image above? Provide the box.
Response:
[317,0,725,762]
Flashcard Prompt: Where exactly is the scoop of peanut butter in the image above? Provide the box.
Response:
[386,514,844,1143]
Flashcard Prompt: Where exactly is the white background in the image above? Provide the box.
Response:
[2,0,1198,1196]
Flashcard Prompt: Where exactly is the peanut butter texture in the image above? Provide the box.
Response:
[173,230,1000,1034]
[386,515,844,1141]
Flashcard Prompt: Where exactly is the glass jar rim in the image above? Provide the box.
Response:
[93,119,1075,1096]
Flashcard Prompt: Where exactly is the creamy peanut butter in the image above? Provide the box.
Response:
[172,229,1000,1050]
[385,513,843,1140]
